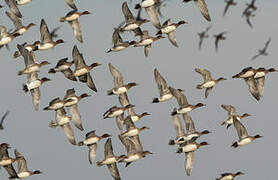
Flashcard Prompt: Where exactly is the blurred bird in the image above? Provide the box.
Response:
[216,172,244,180]
[197,25,211,50]
[183,0,211,21]
[214,31,228,52]
[223,0,236,16]
[251,38,271,60]
[0,111,9,130]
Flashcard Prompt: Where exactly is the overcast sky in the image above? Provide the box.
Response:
[0,0,277,179]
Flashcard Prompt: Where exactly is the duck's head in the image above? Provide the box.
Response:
[0,143,10,149]
[242,113,251,118]
[196,103,205,107]
[141,112,150,117]
[27,23,36,29]
[254,134,263,139]
[33,170,42,175]
[56,39,64,44]
[235,172,244,176]
[268,68,277,72]
[142,151,152,157]
[217,77,227,81]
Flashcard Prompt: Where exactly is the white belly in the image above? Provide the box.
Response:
[0,159,13,166]
[50,102,64,110]
[137,39,153,46]
[26,80,41,90]
[102,157,117,165]
[177,106,192,114]
[17,28,27,35]
[161,25,176,34]
[109,109,124,117]
[141,0,155,8]
[202,81,216,88]
[186,133,199,141]
[56,64,70,71]
[25,46,33,51]
[131,115,139,122]
[124,23,139,31]
[159,94,173,102]
[25,65,40,73]
[238,138,252,146]
[18,172,31,178]
[84,137,98,145]
[57,116,71,125]
[240,71,254,78]
[254,72,265,79]
[38,43,54,50]
[220,175,233,180]
[182,144,197,153]
[65,14,80,21]
[73,68,88,76]
[125,155,140,162]
[113,87,127,94]
[124,129,139,137]
[17,0,32,5]
[0,37,12,45]
[112,45,126,51]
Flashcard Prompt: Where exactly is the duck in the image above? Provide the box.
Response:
[134,30,165,57]
[214,31,228,52]
[18,61,50,76]
[242,0,257,16]
[152,68,173,103]
[13,42,38,58]
[43,98,73,111]
[231,116,262,148]
[135,0,161,29]
[223,0,236,16]
[12,149,42,179]
[195,68,226,98]
[49,107,77,145]
[15,0,32,5]
[64,0,77,10]
[121,116,150,137]
[183,0,211,21]
[198,25,211,50]
[232,67,256,79]
[243,9,255,28]
[60,10,90,43]
[34,19,64,51]
[5,0,22,18]
[107,82,138,95]
[0,25,20,49]
[78,130,111,164]
[118,135,152,167]
[216,172,244,180]
[176,141,209,153]
[63,88,90,131]
[169,86,205,115]
[103,104,135,119]
[0,111,9,130]
[48,58,77,81]
[0,143,19,179]
[96,138,123,180]
[107,28,136,53]
[5,11,35,36]
[156,19,186,47]
[72,45,101,92]
[121,2,149,36]
[220,105,251,129]
[251,38,271,60]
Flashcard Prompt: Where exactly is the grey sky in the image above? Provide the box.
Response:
[0,0,277,179]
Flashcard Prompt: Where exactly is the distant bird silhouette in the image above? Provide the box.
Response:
[0,111,9,130]
[251,38,271,60]
[198,25,211,50]
[242,9,255,28]
[223,0,236,16]
[242,0,257,17]
[183,0,211,21]
[214,31,227,52]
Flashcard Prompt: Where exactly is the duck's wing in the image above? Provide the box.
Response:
[205,87,213,98]
[68,104,83,131]
[185,151,194,176]
[195,68,212,82]
[0,111,9,128]
[122,2,135,24]
[256,77,265,97]
[62,68,77,81]
[40,19,52,43]
[85,130,97,139]
[5,11,22,29]
[50,25,61,39]
[69,20,83,43]
[88,143,97,164]
[223,2,229,16]
[185,115,196,134]
[195,0,211,21]
[130,135,143,152]
[169,86,188,106]
[118,93,130,106]
[154,68,170,96]
[72,45,86,70]
[5,0,22,18]
[14,149,28,173]
[221,105,236,116]
[31,88,40,111]
[107,164,121,180]
[65,0,77,10]
[104,138,114,158]
[118,134,129,154]
[244,77,260,101]
[215,37,219,52]
[63,88,75,99]
[124,116,135,129]
[168,31,178,47]
[4,165,18,179]
[173,114,185,138]
[233,116,248,140]
[162,18,171,27]
[264,38,271,51]
[116,114,124,130]
[112,28,123,45]
[17,44,35,67]
[61,123,77,145]
[0,25,8,37]
[109,63,124,87]
[86,72,97,92]
[145,6,161,29]
[144,44,151,57]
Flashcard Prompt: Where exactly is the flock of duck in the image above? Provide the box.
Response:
[0,0,274,180]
